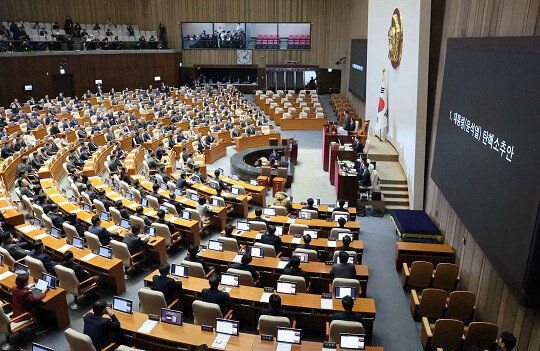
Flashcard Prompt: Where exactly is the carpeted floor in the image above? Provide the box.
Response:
[6,95,423,351]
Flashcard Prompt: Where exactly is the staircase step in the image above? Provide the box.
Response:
[381,190,409,198]
[380,179,408,185]
[385,204,410,212]
[380,184,408,191]
[384,197,410,206]
[368,153,399,162]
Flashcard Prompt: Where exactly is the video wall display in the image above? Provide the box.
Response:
[181,22,310,50]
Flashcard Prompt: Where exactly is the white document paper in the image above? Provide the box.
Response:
[291,237,301,244]
[168,216,179,222]
[18,225,36,234]
[58,201,70,206]
[276,343,292,351]
[260,292,272,303]
[72,208,82,213]
[0,271,15,281]
[232,254,242,263]
[224,287,232,293]
[58,244,72,253]
[137,320,158,334]
[255,233,262,240]
[211,333,231,349]
[320,298,334,310]
[327,240,337,248]
[146,210,157,217]
[34,233,48,240]
[200,185,209,191]
[108,225,120,232]
[81,253,97,261]
[277,261,288,269]
[287,218,295,224]
[179,198,188,204]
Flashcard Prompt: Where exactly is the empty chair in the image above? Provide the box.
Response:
[138,287,177,315]
[279,274,308,293]
[288,223,308,236]
[80,192,92,205]
[152,222,182,247]
[181,260,213,279]
[24,256,46,280]
[146,195,160,210]
[402,261,434,290]
[254,242,277,257]
[421,318,464,351]
[269,205,287,216]
[0,300,37,350]
[431,263,459,291]
[0,247,17,269]
[55,265,98,310]
[301,209,318,219]
[110,240,145,275]
[410,288,448,321]
[326,320,364,343]
[93,199,106,217]
[130,188,142,203]
[109,207,122,225]
[258,315,291,337]
[192,300,232,328]
[63,223,79,243]
[227,268,256,286]
[162,202,178,216]
[41,213,53,232]
[218,236,240,252]
[462,322,498,351]
[331,211,350,222]
[293,248,317,262]
[332,278,361,297]
[84,231,101,252]
[65,327,114,351]
[249,220,267,232]
[32,204,45,221]
[445,291,476,323]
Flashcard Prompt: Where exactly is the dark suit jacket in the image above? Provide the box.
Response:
[261,308,290,322]
[230,262,260,280]
[88,225,115,245]
[153,275,182,305]
[202,287,231,316]
[330,263,356,279]
[283,266,309,282]
[48,211,64,229]
[61,260,91,282]
[359,169,371,187]
[185,255,211,274]
[332,310,364,325]
[123,233,148,255]
[1,242,27,260]
[29,250,56,274]
[249,216,268,226]
[260,234,282,252]
[83,313,120,350]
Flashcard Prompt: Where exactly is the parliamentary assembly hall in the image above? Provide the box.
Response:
[0,1,537,350]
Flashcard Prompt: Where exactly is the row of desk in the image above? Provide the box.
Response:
[234,133,281,151]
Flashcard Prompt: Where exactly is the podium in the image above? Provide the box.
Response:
[285,139,298,165]
[272,177,286,196]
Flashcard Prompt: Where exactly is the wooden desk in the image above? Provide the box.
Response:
[37,147,70,180]
[0,143,43,189]
[329,145,356,185]
[281,118,329,131]
[246,213,360,237]
[252,339,383,351]
[334,159,358,208]
[125,147,145,175]
[235,133,281,151]
[290,203,356,220]
[232,229,364,264]
[190,182,250,218]
[395,242,456,270]
[219,175,267,206]
[204,142,228,164]
[198,249,369,297]
[0,264,70,330]
[40,179,167,264]
[322,130,363,172]
[15,224,126,294]
[0,185,24,226]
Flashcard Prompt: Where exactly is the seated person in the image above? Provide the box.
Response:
[196,197,209,220]
[1,232,28,260]
[185,244,211,274]
[283,255,309,282]
[332,295,364,324]
[11,273,48,333]
[249,208,268,225]
[135,206,152,226]
[29,239,56,275]
[83,300,120,351]
[150,183,164,204]
[302,198,319,213]
[270,191,292,212]
[115,200,130,219]
[297,233,317,252]
[156,209,175,234]
[202,273,231,316]
[222,224,238,244]
[330,251,356,279]
[261,294,290,322]
[336,216,347,229]
[260,225,282,253]
[229,252,260,281]
[61,251,99,288]
[358,162,371,187]
[152,263,182,305]
[335,234,353,252]
[88,215,117,245]
[167,192,184,215]
[492,331,517,351]
[333,199,348,213]
[123,224,148,255]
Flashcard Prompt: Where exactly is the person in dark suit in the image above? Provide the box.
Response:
[352,137,364,154]
[29,240,57,275]
[283,255,309,282]
[156,209,175,234]
[88,215,117,245]
[335,234,353,253]
[175,172,188,191]
[204,131,215,146]
[185,244,211,274]
[358,162,371,187]
[156,142,166,161]
[330,251,356,279]
[167,192,184,216]
[260,225,282,253]
[249,208,268,226]
[47,204,65,229]
[336,217,347,229]
[135,206,152,226]
[18,179,36,200]
[150,183,164,204]
[83,300,120,351]
[202,273,231,316]
[297,234,318,252]
[333,200,348,213]
[229,253,260,281]
[152,263,182,305]
[210,169,228,190]
[332,295,364,324]
[115,200,130,220]
[123,224,148,255]
[1,232,28,260]
[261,294,291,322]
[302,198,319,214]
[61,251,99,288]
[97,189,112,211]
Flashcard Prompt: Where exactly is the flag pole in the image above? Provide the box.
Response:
[379,68,386,141]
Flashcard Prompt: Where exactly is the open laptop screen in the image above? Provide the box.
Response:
[276,327,302,344]
[171,264,188,278]
[340,333,365,350]
[112,296,133,314]
[161,308,182,326]
[215,318,239,336]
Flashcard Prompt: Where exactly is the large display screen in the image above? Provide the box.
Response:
[348,39,367,101]
[431,37,540,306]
[181,22,310,50]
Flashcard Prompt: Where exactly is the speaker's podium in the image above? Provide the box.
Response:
[284,138,298,165]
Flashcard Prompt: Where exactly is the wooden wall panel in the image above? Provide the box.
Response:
[0,52,181,106]
[425,1,540,350]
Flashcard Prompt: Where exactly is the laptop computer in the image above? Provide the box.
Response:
[339,333,365,350]
[14,262,28,274]
[181,211,192,220]
[215,318,239,336]
[31,343,54,351]
[112,296,133,314]
[236,221,250,234]
[83,203,92,213]
[291,251,309,263]
[42,273,56,289]
[303,229,319,239]
[276,281,297,295]
[98,246,113,259]
[334,286,357,299]
[248,246,264,258]
[161,308,182,326]
[144,226,156,237]
[338,232,354,241]
[208,240,224,252]
[31,279,48,297]
[100,212,110,221]
[276,327,302,345]
[50,227,61,239]
[220,273,239,287]
[72,236,84,249]
[140,198,149,207]
[120,218,130,229]
[125,192,133,200]
[171,264,188,278]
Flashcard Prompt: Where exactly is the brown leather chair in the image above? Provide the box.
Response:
[445,291,476,324]
[431,263,460,291]
[461,322,498,351]
[410,288,448,321]
[402,261,434,290]
[421,318,464,351]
